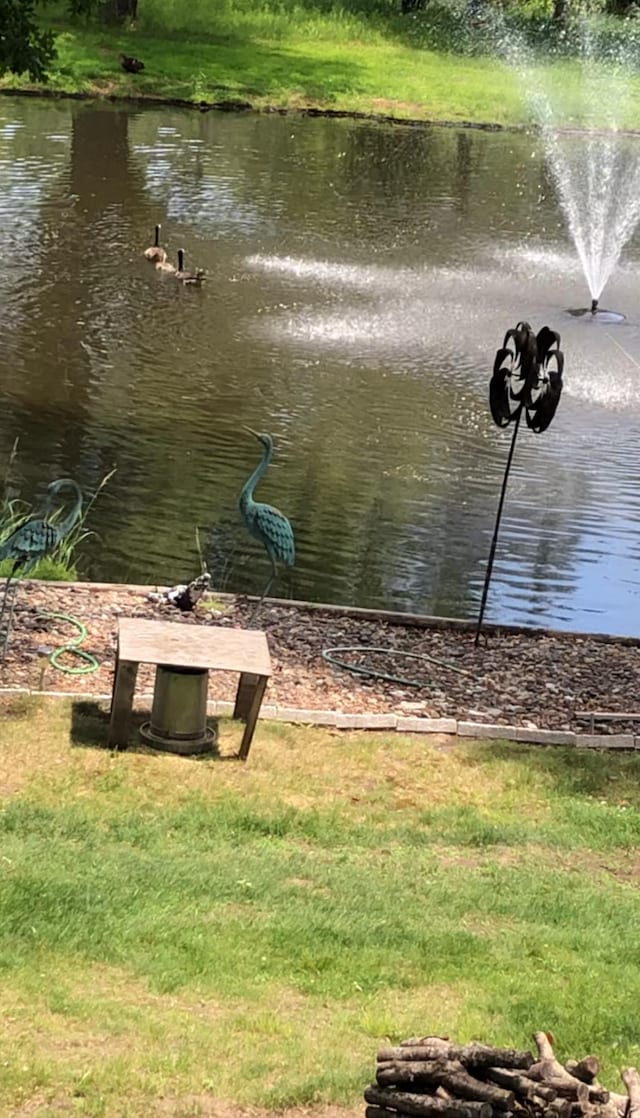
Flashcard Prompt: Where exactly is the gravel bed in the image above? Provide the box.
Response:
[1,582,639,733]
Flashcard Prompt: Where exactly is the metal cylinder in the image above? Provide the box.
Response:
[140,665,217,755]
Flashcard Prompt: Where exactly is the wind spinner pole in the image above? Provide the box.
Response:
[474,410,522,646]
[474,322,564,647]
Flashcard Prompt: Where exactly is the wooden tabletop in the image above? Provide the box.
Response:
[117,619,272,676]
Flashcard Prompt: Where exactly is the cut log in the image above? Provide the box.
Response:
[485,1068,557,1102]
[377,1065,443,1087]
[547,1098,572,1118]
[440,1070,514,1110]
[528,1077,609,1103]
[378,1044,533,1070]
[571,1097,623,1118]
[379,1049,457,1065]
[566,1058,600,1085]
[608,1093,631,1118]
[623,1068,640,1118]
[376,1060,449,1085]
[436,1088,455,1101]
[403,1037,451,1047]
[376,1060,514,1110]
[527,1033,609,1103]
[364,1086,492,1118]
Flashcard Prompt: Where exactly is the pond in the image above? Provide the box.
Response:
[1,96,640,635]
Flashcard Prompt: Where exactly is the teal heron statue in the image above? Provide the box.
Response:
[239,428,295,623]
[0,478,83,649]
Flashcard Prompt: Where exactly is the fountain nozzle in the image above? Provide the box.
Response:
[567,298,624,323]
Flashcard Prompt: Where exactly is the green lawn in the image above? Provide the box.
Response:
[3,7,640,128]
[2,694,640,1115]
[0,23,525,125]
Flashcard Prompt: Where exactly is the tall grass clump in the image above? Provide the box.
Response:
[135,0,391,44]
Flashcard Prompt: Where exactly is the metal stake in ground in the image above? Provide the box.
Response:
[475,322,564,646]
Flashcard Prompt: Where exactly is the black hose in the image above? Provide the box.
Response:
[321,645,472,689]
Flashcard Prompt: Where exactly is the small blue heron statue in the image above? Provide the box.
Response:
[239,427,295,624]
[0,478,83,650]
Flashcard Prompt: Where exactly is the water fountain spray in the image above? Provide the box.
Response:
[475,322,564,645]
[496,16,640,320]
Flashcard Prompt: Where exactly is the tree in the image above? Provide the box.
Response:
[0,0,138,82]
[0,0,55,80]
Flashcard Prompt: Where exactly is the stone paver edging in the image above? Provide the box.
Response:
[2,687,637,751]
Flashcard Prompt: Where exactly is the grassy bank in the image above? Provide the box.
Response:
[3,694,640,1114]
[1,2,639,128]
[1,6,640,128]
[0,21,526,125]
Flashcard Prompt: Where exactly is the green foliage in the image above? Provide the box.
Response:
[0,447,114,582]
[0,0,56,78]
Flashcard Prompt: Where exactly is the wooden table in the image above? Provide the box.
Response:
[108,619,272,760]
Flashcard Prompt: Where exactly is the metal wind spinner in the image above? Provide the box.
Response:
[475,322,565,644]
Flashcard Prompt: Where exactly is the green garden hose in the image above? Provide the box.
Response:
[321,645,472,689]
[35,612,100,675]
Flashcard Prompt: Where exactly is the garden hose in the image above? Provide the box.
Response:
[35,612,100,675]
[321,645,472,689]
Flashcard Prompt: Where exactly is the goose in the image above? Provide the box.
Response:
[121,54,145,74]
[144,225,166,263]
[175,249,205,286]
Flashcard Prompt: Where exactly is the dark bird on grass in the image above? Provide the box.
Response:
[149,571,211,612]
[239,427,295,624]
[121,53,145,74]
[490,321,564,434]
[144,224,166,264]
[0,478,83,647]
[175,249,205,286]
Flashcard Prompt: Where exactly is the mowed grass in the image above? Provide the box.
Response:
[0,22,526,125]
[3,694,640,1115]
[6,22,640,129]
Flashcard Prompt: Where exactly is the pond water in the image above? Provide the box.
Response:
[1,96,640,634]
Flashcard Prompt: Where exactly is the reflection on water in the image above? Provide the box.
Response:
[1,98,640,635]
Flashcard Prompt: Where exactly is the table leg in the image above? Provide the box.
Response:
[234,672,259,721]
[108,658,139,748]
[238,674,268,761]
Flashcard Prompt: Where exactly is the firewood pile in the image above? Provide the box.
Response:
[365,1032,639,1118]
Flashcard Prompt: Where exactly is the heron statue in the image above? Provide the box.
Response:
[239,427,295,624]
[0,478,83,651]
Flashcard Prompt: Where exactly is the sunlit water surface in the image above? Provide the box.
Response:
[1,99,640,635]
